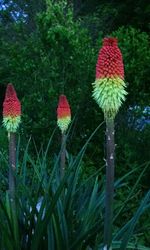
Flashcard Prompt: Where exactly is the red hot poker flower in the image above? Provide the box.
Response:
[92,37,127,119]
[3,84,21,132]
[57,95,71,133]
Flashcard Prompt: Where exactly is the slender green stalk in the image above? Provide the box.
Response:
[104,118,115,249]
[9,132,16,200]
[60,132,66,178]
[8,132,20,248]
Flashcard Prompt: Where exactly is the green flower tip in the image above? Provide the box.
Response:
[92,78,127,119]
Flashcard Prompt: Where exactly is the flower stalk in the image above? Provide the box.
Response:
[104,118,115,249]
[8,132,16,200]
[60,132,66,178]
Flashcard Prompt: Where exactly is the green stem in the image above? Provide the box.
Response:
[9,132,16,200]
[104,118,115,249]
[60,132,66,178]
[8,132,20,248]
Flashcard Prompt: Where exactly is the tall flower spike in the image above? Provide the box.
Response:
[92,37,127,119]
[57,95,71,133]
[3,84,21,132]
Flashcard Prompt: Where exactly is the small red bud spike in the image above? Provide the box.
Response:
[57,95,71,133]
[3,84,21,132]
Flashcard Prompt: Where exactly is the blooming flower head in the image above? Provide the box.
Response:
[92,37,127,119]
[57,95,71,133]
[3,84,21,132]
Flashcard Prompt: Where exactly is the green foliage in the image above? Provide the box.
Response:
[0,127,150,249]
[0,127,8,196]
[77,0,150,34]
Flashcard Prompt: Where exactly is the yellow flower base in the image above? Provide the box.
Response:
[57,116,71,133]
[92,77,127,119]
[3,116,21,132]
